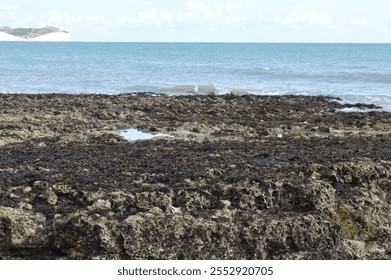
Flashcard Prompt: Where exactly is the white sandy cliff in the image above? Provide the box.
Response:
[0,32,25,41]
[0,26,71,42]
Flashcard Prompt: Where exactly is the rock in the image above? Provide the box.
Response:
[53,211,121,259]
[0,207,49,255]
[91,199,111,211]
[0,93,390,260]
[47,189,58,206]
[166,205,182,215]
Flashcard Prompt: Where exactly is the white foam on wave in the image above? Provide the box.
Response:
[228,89,252,96]
[166,84,218,95]
[124,83,391,112]
[336,107,382,113]
[333,93,391,112]
[241,90,391,111]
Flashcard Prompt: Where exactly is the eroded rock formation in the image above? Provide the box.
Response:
[0,93,390,259]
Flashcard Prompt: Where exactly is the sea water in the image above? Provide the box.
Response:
[119,128,171,141]
[1,42,390,110]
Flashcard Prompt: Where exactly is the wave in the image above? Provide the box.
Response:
[245,68,391,84]
[154,84,391,112]
[165,84,218,95]
[317,71,391,84]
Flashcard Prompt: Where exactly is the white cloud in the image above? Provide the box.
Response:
[352,18,367,25]
[0,4,20,11]
[273,7,331,26]
[302,10,331,26]
[223,15,250,25]
[177,1,216,22]
[116,9,174,27]
[224,3,240,12]
[177,1,239,23]
[188,1,216,18]
[117,1,239,28]
[44,10,63,23]
[116,16,132,25]
[137,8,160,23]
[38,11,111,32]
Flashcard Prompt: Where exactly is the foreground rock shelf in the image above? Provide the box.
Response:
[0,93,390,259]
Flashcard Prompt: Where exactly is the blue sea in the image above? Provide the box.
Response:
[1,42,391,110]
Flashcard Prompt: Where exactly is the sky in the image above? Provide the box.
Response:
[0,0,391,42]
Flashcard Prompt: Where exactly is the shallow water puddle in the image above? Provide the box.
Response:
[119,128,172,141]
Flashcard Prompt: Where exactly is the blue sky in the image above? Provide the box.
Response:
[0,0,390,42]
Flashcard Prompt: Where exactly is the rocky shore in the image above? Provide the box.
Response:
[0,93,390,259]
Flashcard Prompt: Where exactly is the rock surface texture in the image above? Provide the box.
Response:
[0,93,390,259]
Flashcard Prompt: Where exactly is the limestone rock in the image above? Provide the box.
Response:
[0,94,390,259]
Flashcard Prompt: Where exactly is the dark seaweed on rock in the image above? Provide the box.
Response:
[0,93,390,259]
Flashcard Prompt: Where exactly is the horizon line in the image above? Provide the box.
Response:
[3,40,391,44]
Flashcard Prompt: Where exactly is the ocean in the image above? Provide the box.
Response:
[1,42,391,110]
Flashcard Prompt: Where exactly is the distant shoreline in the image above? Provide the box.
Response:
[0,26,70,42]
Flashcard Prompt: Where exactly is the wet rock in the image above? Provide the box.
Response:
[120,212,240,259]
[0,206,49,257]
[91,199,111,211]
[53,211,121,259]
[0,93,390,259]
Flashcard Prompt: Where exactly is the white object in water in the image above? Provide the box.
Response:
[120,128,172,141]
